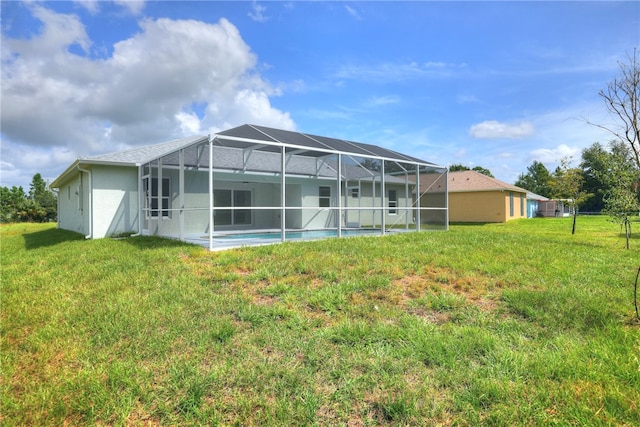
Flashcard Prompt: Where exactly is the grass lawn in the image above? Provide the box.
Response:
[2,217,639,425]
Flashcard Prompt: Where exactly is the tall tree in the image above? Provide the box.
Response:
[28,173,57,222]
[471,166,494,178]
[1,174,57,223]
[449,164,494,177]
[590,49,640,170]
[580,142,610,212]
[594,141,640,249]
[0,186,27,222]
[549,158,592,235]
[515,161,552,197]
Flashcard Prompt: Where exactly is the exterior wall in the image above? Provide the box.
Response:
[343,181,413,228]
[57,165,421,239]
[56,165,139,238]
[56,171,90,236]
[538,200,572,217]
[149,170,283,235]
[91,165,139,238]
[527,200,540,218]
[449,190,527,223]
[299,179,337,229]
[418,191,448,226]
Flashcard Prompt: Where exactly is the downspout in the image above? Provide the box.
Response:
[77,164,93,239]
[130,165,143,237]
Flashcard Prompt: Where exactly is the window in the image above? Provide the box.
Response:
[319,186,331,207]
[234,190,252,225]
[214,189,252,226]
[351,188,359,198]
[520,193,525,216]
[388,189,397,214]
[144,177,170,218]
[509,192,514,217]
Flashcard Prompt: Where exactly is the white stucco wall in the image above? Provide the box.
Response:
[91,165,139,238]
[56,172,90,236]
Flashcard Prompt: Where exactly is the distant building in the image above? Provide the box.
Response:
[418,170,530,223]
[526,191,549,218]
[537,199,574,217]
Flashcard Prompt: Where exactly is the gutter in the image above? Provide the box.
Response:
[77,164,93,239]
[130,164,143,237]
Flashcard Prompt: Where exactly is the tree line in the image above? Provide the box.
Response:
[515,141,640,213]
[1,173,57,223]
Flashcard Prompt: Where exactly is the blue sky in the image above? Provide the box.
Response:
[1,1,638,189]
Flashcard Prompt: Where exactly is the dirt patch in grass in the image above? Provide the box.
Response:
[392,266,502,313]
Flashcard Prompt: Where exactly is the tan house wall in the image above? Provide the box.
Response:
[449,190,527,223]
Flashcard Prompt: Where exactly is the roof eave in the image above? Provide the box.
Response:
[50,159,139,188]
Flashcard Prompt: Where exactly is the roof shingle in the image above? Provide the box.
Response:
[448,170,526,193]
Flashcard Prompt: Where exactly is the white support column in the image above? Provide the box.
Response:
[444,169,449,231]
[405,170,409,230]
[179,149,185,241]
[337,153,342,237]
[415,165,421,232]
[381,160,386,235]
[137,165,143,235]
[280,146,286,242]
[158,158,163,237]
[208,138,214,250]
[372,178,377,229]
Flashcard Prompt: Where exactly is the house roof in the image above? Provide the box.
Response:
[88,135,209,165]
[448,171,527,193]
[214,124,441,166]
[51,135,209,188]
[52,124,445,188]
[526,191,549,201]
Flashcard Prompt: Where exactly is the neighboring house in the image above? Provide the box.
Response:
[526,191,549,218]
[418,170,528,223]
[51,124,448,249]
[538,199,573,217]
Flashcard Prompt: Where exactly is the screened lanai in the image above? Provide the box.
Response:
[140,124,448,250]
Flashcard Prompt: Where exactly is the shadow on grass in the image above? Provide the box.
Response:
[23,228,85,250]
[122,235,199,251]
[449,222,495,227]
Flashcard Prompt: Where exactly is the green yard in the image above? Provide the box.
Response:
[2,217,639,425]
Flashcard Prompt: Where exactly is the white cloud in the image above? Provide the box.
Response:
[530,144,580,163]
[74,1,100,14]
[457,94,481,104]
[175,111,202,135]
[345,5,363,20]
[1,6,294,187]
[364,95,400,108]
[335,60,466,82]
[114,0,145,15]
[468,120,535,139]
[74,1,145,15]
[248,1,269,23]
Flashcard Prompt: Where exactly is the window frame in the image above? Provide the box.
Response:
[388,189,398,215]
[144,177,171,219]
[319,185,331,208]
[213,188,253,226]
[509,192,514,217]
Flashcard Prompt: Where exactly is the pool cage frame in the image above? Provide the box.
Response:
[139,125,448,250]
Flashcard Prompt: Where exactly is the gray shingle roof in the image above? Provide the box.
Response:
[86,135,209,165]
[53,124,443,188]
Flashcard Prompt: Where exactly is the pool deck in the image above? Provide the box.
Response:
[176,228,405,251]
